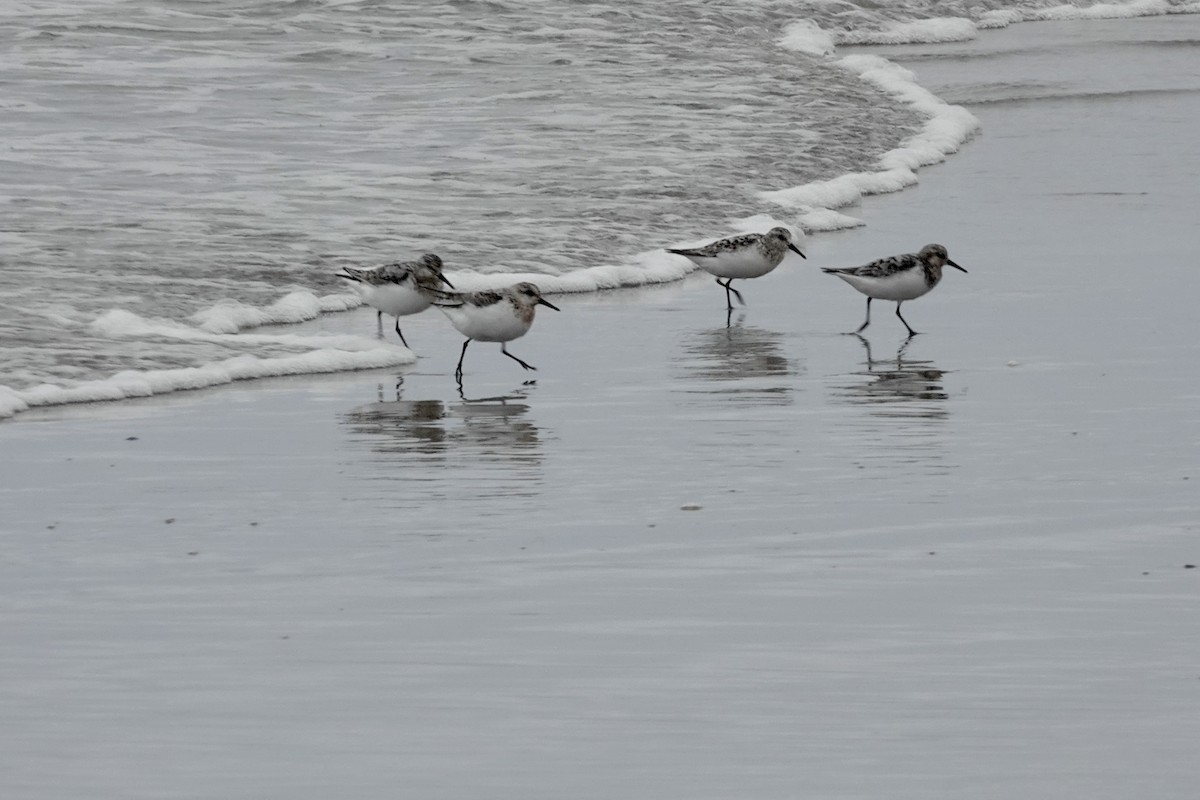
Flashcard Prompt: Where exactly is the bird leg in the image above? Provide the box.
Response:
[716,278,745,309]
[895,302,918,337]
[393,318,410,348]
[455,339,470,379]
[855,297,872,333]
[501,343,537,371]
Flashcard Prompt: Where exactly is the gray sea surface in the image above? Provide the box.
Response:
[3,0,1159,397]
[1,0,924,390]
[2,15,1199,799]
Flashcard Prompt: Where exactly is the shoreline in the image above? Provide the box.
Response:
[0,14,985,421]
[8,7,1198,420]
[3,15,1200,800]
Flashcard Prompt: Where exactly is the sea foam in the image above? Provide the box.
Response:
[435,249,702,296]
[780,20,836,57]
[190,291,363,335]
[0,346,415,419]
[760,54,980,228]
[836,18,979,46]
[1034,0,1177,20]
[979,0,1197,27]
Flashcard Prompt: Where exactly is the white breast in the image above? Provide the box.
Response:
[442,301,532,342]
[835,268,933,302]
[357,282,433,318]
[693,248,781,280]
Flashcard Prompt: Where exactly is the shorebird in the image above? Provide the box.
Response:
[667,226,806,310]
[822,243,966,336]
[431,282,560,379]
[336,253,453,348]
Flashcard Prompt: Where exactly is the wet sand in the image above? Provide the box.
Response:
[3,16,1200,799]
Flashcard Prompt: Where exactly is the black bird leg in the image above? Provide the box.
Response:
[501,343,537,371]
[455,339,471,379]
[855,297,872,333]
[716,277,745,310]
[895,302,918,337]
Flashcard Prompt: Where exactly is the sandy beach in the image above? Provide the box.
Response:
[3,15,1200,799]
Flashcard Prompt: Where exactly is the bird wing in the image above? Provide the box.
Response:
[462,290,506,308]
[370,262,416,284]
[826,252,920,279]
[336,265,372,283]
[431,289,507,310]
[667,232,758,258]
[428,287,465,308]
[666,246,713,258]
[336,261,417,286]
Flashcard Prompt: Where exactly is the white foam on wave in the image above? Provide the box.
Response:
[977,10,1027,29]
[0,305,415,419]
[91,308,385,350]
[760,52,979,229]
[780,20,836,57]
[1035,0,1175,20]
[191,290,362,334]
[836,17,979,46]
[0,346,414,419]
[439,249,700,296]
[978,0,1196,28]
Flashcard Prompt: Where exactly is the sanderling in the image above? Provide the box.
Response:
[667,226,806,310]
[336,253,454,348]
[822,243,966,336]
[431,282,560,379]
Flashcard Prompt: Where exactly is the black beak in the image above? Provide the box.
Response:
[438,273,455,289]
[538,297,560,311]
[788,242,807,259]
[947,259,967,273]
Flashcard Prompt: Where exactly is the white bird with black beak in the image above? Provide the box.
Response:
[666,226,807,310]
[822,243,967,336]
[431,282,560,379]
[336,253,454,348]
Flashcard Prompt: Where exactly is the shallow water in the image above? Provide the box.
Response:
[3,12,1200,800]
[0,0,929,391]
[5,0,1156,404]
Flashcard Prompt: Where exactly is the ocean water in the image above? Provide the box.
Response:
[2,0,1197,417]
[3,13,1200,797]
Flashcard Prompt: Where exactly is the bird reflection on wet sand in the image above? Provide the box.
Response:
[340,384,543,506]
[832,335,948,418]
[675,318,799,406]
[830,336,952,476]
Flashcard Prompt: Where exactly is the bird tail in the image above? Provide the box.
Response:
[820,267,845,275]
[427,287,465,308]
[666,247,703,257]
[336,266,370,283]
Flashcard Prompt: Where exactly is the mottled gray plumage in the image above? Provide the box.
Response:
[431,282,561,379]
[669,228,791,260]
[338,253,449,292]
[667,226,806,311]
[336,252,454,348]
[822,243,966,336]
[430,287,506,311]
[829,251,926,281]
